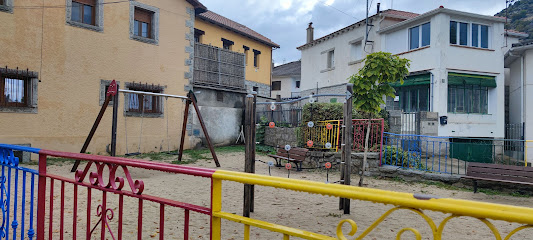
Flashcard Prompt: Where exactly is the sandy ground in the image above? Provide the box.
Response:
[8,150,533,240]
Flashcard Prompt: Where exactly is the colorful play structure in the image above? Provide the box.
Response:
[2,143,533,239]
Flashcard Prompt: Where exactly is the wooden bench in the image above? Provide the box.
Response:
[268,147,308,171]
[462,163,533,193]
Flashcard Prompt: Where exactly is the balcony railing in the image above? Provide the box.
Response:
[193,43,245,90]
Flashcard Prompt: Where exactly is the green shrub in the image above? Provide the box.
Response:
[302,103,352,123]
[382,146,424,169]
[256,116,268,144]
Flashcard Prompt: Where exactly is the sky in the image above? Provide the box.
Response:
[198,0,508,66]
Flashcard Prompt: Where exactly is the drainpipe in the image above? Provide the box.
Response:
[430,72,434,112]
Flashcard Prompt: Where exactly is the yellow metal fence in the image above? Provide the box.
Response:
[525,140,533,166]
[300,120,342,152]
[210,170,533,239]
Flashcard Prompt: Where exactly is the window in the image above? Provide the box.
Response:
[252,86,258,93]
[194,28,204,43]
[409,22,430,50]
[396,86,430,112]
[134,8,152,38]
[130,2,159,44]
[272,81,281,91]
[327,50,335,68]
[295,81,300,88]
[0,68,38,111]
[350,41,362,61]
[216,91,223,102]
[99,80,120,106]
[448,85,488,114]
[221,38,234,50]
[71,0,95,25]
[450,21,469,46]
[243,45,250,65]
[253,50,261,68]
[66,0,102,31]
[472,24,489,48]
[450,21,488,48]
[447,73,495,114]
[0,0,13,13]
[126,82,163,115]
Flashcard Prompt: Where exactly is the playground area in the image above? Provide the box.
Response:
[11,148,533,239]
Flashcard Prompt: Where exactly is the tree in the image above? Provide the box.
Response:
[348,52,410,186]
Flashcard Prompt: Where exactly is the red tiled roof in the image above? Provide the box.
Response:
[198,11,280,48]
[297,9,418,50]
[506,29,528,35]
[383,9,420,19]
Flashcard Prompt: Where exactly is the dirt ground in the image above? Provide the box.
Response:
[12,150,533,239]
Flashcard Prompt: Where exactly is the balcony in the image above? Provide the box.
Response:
[193,43,245,90]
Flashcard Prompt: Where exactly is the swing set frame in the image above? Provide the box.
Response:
[71,80,220,172]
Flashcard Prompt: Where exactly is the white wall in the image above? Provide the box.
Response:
[271,75,300,98]
[300,21,378,92]
[381,12,506,138]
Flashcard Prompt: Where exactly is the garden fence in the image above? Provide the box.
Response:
[382,133,527,175]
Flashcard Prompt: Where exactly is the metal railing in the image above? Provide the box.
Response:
[256,108,303,127]
[382,133,527,175]
[299,120,342,151]
[2,143,533,239]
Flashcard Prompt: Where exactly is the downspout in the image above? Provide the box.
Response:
[430,72,434,112]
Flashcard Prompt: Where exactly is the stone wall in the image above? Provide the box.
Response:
[264,127,298,147]
[305,151,380,174]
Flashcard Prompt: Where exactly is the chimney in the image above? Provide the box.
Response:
[377,3,380,14]
[306,22,314,44]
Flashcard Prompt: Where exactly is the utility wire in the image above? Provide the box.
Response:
[319,0,357,20]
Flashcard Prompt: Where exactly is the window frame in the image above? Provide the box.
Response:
[395,85,430,113]
[447,84,489,114]
[0,68,39,113]
[408,22,430,50]
[349,40,363,62]
[272,81,281,91]
[450,20,491,49]
[194,28,205,43]
[221,38,234,50]
[253,49,261,68]
[0,0,12,13]
[243,45,250,65]
[129,1,159,45]
[124,82,165,118]
[66,0,103,32]
[327,50,335,68]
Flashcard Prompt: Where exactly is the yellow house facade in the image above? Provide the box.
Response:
[194,11,279,97]
[0,0,207,157]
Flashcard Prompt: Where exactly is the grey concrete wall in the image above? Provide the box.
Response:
[264,127,298,147]
[188,87,245,147]
[300,83,347,103]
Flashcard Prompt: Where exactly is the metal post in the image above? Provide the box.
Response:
[71,80,117,172]
[189,91,221,167]
[178,99,191,162]
[36,154,47,240]
[111,92,119,157]
[243,94,255,217]
[343,84,353,214]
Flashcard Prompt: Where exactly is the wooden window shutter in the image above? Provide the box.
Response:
[74,0,96,6]
[134,8,152,23]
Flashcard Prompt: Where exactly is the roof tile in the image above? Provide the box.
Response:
[198,11,280,48]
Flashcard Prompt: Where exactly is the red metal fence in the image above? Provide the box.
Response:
[352,119,385,153]
[36,149,215,240]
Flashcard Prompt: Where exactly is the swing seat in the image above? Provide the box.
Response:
[125,152,141,156]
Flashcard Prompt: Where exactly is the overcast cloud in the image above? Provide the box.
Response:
[198,0,507,65]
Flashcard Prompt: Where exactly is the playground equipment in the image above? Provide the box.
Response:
[71,80,219,172]
[243,85,355,216]
[3,143,533,240]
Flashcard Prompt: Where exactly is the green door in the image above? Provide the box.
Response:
[450,138,493,163]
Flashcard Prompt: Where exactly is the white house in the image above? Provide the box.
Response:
[271,61,301,99]
[298,6,525,139]
[505,40,533,145]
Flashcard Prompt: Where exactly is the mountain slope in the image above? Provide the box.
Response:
[495,0,533,39]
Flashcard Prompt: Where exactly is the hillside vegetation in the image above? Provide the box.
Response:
[495,0,533,39]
